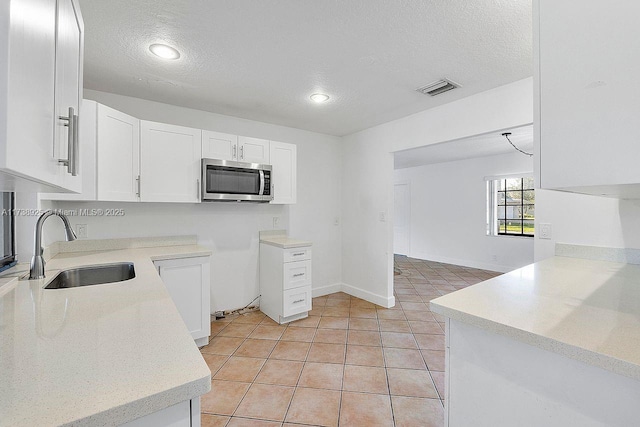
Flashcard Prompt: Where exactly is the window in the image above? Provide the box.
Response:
[487,177,534,237]
[0,192,16,272]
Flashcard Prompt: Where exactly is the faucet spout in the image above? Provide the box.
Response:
[29,210,77,280]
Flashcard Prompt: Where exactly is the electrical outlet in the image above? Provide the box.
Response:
[273,217,280,228]
[379,212,387,222]
[76,224,88,239]
[539,223,552,240]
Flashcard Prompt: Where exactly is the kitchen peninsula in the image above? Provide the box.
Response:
[431,251,640,427]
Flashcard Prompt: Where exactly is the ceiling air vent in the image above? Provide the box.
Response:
[416,79,460,96]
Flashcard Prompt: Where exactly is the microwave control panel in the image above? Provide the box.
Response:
[264,171,271,195]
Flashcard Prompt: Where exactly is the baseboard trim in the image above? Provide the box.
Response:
[312,283,343,298]
[312,282,395,308]
[409,251,517,273]
[341,283,395,308]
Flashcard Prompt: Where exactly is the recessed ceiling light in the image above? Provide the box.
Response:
[310,93,330,103]
[149,44,181,60]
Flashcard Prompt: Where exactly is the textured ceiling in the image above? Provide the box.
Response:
[79,0,532,136]
[394,125,534,169]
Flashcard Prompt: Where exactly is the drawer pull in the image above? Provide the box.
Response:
[293,273,305,277]
[293,252,305,256]
[293,299,305,304]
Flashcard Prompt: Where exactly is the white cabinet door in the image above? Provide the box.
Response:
[140,121,202,203]
[53,0,83,193]
[269,141,297,204]
[238,136,270,164]
[0,0,85,193]
[536,0,640,195]
[96,104,140,201]
[0,0,59,190]
[155,256,211,346]
[202,130,238,161]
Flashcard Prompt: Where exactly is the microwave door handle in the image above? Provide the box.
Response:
[259,170,265,195]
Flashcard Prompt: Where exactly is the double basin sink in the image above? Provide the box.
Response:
[44,262,136,289]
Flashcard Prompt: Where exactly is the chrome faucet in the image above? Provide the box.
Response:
[29,210,77,279]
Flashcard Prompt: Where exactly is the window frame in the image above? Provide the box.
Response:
[486,175,534,238]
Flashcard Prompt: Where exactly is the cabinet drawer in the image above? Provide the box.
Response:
[283,260,312,290]
[284,247,312,262]
[283,285,312,317]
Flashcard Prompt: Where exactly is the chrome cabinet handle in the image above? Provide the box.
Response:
[233,144,237,159]
[240,145,244,160]
[293,252,305,256]
[136,175,141,197]
[71,112,79,176]
[293,299,305,304]
[293,273,305,277]
[58,107,78,176]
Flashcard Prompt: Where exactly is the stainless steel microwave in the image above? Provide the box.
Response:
[201,159,273,202]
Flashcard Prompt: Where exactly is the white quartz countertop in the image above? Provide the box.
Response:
[259,235,312,249]
[430,256,640,382]
[0,244,212,426]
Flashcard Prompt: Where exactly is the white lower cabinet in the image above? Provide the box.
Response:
[260,244,312,324]
[121,398,200,427]
[155,256,211,347]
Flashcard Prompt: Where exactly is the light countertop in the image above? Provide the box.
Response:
[430,256,640,381]
[0,244,212,426]
[259,230,311,249]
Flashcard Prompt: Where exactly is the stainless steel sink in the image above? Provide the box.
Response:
[44,262,136,289]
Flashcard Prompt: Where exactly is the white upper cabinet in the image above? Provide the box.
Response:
[54,0,83,193]
[140,121,202,203]
[97,104,140,202]
[202,130,238,161]
[238,136,270,164]
[535,0,640,197]
[0,0,84,192]
[269,141,297,204]
[202,132,269,164]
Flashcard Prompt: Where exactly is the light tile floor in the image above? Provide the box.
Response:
[200,256,501,427]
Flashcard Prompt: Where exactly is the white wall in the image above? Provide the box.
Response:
[394,151,534,272]
[341,78,534,307]
[534,190,640,261]
[46,90,342,312]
